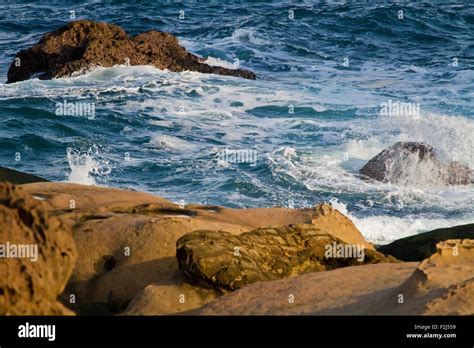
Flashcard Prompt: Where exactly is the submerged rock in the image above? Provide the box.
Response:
[359,142,472,186]
[7,20,256,83]
[0,183,76,315]
[176,224,397,293]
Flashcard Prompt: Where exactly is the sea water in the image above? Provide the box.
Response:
[0,1,473,244]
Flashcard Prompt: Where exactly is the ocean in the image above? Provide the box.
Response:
[0,1,473,244]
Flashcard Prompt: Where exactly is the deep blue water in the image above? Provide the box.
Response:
[0,1,473,243]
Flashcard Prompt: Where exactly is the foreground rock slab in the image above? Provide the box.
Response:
[177,224,397,293]
[370,239,474,315]
[21,182,331,314]
[7,20,256,83]
[122,272,218,316]
[0,184,76,315]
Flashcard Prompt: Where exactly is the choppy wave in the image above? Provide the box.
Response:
[329,198,474,245]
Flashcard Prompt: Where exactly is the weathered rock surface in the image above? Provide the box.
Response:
[7,20,256,84]
[0,183,76,315]
[123,204,383,315]
[177,224,397,293]
[359,142,472,186]
[122,272,218,316]
[311,203,374,250]
[377,223,474,261]
[192,239,474,315]
[9,179,472,316]
[0,166,48,185]
[369,239,474,315]
[20,182,333,314]
[192,263,418,315]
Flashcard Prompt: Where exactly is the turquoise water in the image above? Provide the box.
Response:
[0,1,473,243]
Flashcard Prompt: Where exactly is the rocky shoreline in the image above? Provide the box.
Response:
[0,168,472,315]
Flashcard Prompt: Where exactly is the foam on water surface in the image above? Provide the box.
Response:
[1,2,473,244]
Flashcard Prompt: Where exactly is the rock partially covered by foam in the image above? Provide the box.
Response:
[0,183,77,315]
[176,224,397,293]
[359,142,472,186]
[7,20,256,83]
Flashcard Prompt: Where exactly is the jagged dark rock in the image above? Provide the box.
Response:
[7,20,256,83]
[176,224,398,293]
[0,166,48,185]
[359,142,472,185]
[377,223,474,261]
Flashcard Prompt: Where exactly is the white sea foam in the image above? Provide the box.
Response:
[2,63,472,244]
[204,57,236,69]
[328,198,473,244]
[355,214,473,245]
[66,147,111,186]
[149,134,195,151]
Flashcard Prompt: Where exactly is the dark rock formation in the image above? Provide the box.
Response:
[377,223,474,261]
[360,142,435,182]
[0,183,76,315]
[359,142,472,185]
[7,20,256,83]
[176,224,398,293]
[0,166,48,185]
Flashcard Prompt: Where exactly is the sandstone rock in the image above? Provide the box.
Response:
[192,262,418,315]
[16,182,395,315]
[369,239,474,315]
[191,239,474,315]
[122,272,218,315]
[311,203,374,250]
[377,223,474,261]
[359,142,472,185]
[0,166,48,185]
[0,183,76,315]
[424,278,474,315]
[20,182,323,314]
[361,142,436,182]
[8,178,471,316]
[7,20,256,83]
[122,205,388,315]
[176,224,397,293]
